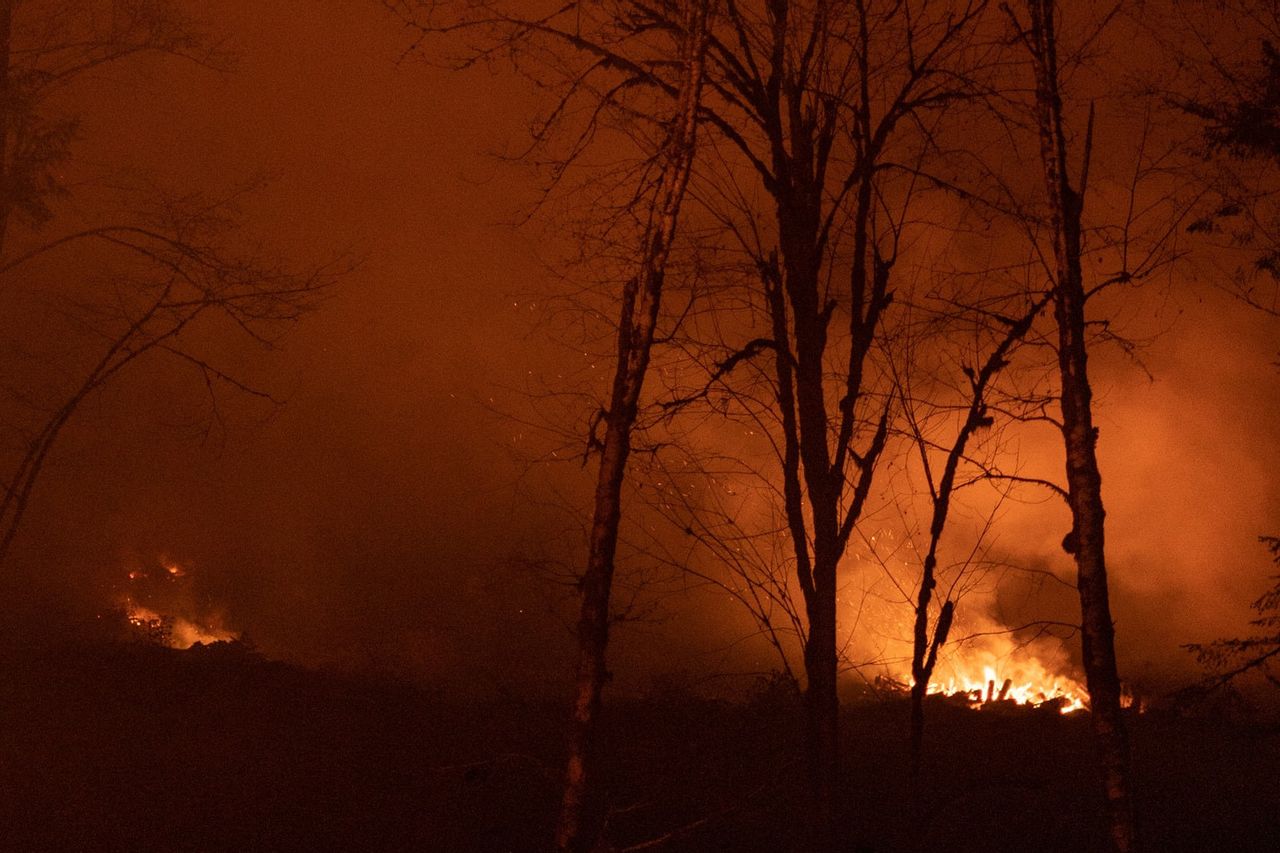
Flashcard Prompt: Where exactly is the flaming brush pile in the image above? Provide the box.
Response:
[116,557,236,649]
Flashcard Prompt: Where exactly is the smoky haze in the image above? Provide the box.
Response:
[1,0,1277,698]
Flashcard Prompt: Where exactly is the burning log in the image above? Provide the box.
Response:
[909,661,1088,714]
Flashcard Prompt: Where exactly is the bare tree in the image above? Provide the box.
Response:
[1005,2,1136,849]
[0,3,334,567]
[0,194,333,567]
[899,290,1049,784]
[642,7,993,844]
[385,4,997,847]
[0,0,225,254]
[556,5,711,850]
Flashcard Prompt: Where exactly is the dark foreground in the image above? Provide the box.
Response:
[1,639,1276,852]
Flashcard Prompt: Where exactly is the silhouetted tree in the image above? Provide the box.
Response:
[0,3,333,566]
[556,5,710,850]
[0,0,224,253]
[1006,2,1136,849]
[386,4,995,847]
[901,292,1048,784]
[1166,2,1280,319]
[1171,8,1280,705]
[1184,536,1280,695]
[626,7,992,844]
[0,194,333,566]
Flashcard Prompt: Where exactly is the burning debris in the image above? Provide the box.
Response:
[122,602,237,649]
[115,556,237,650]
[877,665,1087,713]
[878,632,1092,714]
[921,662,1088,714]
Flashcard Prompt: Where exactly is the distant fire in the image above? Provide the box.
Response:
[116,556,237,649]
[123,601,237,649]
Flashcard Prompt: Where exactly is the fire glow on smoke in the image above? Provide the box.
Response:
[124,601,237,648]
[854,529,1092,714]
[872,618,1092,714]
[902,641,1090,714]
[120,557,237,649]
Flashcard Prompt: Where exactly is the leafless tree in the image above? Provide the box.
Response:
[643,7,997,844]
[0,0,227,254]
[555,5,711,850]
[895,289,1049,783]
[0,2,333,567]
[385,4,1001,847]
[0,193,333,567]
[1004,2,1136,849]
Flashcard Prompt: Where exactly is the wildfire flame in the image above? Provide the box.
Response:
[124,601,237,649]
[920,661,1088,713]
[117,556,237,649]
[851,527,1091,715]
[891,632,1091,714]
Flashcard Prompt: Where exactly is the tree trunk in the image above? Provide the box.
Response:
[907,296,1045,784]
[910,592,951,783]
[0,0,14,255]
[1022,2,1137,850]
[554,7,708,851]
[782,225,847,851]
[762,248,845,849]
[802,557,839,852]
[772,167,890,851]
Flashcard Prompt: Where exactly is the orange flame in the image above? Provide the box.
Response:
[921,662,1088,713]
[905,635,1090,714]
[124,601,237,649]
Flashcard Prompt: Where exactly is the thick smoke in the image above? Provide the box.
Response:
[3,1,1276,697]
